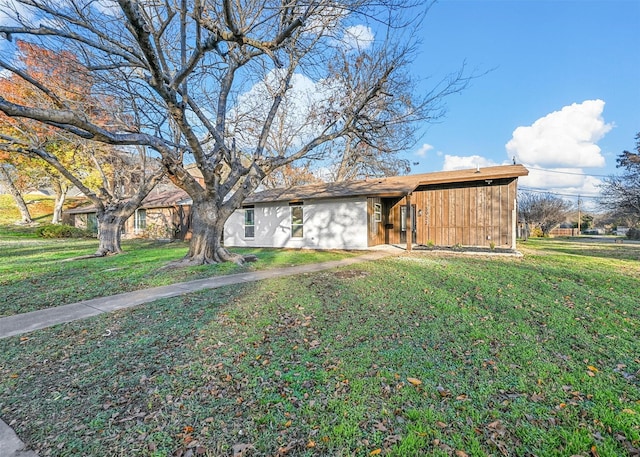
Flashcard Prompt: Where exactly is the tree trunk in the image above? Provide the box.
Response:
[95,208,128,256]
[51,180,68,224]
[0,166,33,224]
[182,199,246,265]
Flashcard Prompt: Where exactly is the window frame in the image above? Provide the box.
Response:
[87,213,98,235]
[134,208,147,232]
[244,207,255,239]
[290,203,304,238]
[374,202,382,222]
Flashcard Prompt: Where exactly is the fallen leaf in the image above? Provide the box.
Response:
[436,385,451,397]
[284,420,292,427]
[455,450,469,457]
[373,421,388,432]
[586,371,595,377]
[407,377,422,386]
[183,426,194,434]
[369,449,382,455]
[383,435,401,447]
[306,440,316,448]
[435,421,448,429]
[621,409,636,415]
[232,443,254,457]
[277,441,297,455]
[530,393,544,402]
[587,365,599,373]
[487,420,502,430]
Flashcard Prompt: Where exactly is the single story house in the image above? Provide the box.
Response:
[223,164,529,251]
[65,187,193,240]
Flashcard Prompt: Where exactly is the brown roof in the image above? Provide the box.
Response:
[246,164,529,204]
[64,165,528,212]
[64,188,191,214]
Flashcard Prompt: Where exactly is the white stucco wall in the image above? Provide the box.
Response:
[224,197,369,250]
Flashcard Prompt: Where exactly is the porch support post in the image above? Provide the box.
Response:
[406,193,412,252]
[512,198,517,250]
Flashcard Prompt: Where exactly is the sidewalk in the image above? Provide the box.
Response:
[0,249,397,340]
[0,420,38,457]
[0,249,399,456]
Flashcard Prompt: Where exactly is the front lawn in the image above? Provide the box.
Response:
[0,239,638,456]
[0,229,357,317]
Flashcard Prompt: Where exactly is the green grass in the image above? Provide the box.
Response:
[0,229,357,317]
[0,238,639,456]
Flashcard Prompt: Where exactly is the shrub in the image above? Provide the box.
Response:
[626,227,640,240]
[530,226,545,238]
[35,224,93,238]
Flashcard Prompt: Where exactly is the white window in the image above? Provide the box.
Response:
[244,208,255,238]
[134,209,146,231]
[291,204,304,238]
[374,203,382,222]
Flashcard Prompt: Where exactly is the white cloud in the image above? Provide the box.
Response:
[230,69,327,152]
[506,99,612,168]
[442,154,500,171]
[93,0,121,17]
[414,143,434,157]
[518,165,602,198]
[342,25,374,51]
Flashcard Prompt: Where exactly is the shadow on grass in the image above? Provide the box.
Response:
[0,251,638,456]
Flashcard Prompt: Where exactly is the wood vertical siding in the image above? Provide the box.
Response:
[380,178,518,248]
[367,197,385,246]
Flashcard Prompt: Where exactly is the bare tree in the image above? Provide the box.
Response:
[0,42,165,255]
[599,132,640,226]
[518,191,572,237]
[326,53,470,181]
[0,0,470,264]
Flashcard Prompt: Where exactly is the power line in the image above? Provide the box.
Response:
[524,166,612,178]
[519,186,603,199]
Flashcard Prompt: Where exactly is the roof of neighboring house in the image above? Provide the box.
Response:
[64,188,191,214]
[245,164,529,204]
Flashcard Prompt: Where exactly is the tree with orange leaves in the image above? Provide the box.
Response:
[0,0,471,265]
[0,42,164,255]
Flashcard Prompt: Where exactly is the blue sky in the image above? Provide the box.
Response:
[405,0,640,201]
[1,0,637,204]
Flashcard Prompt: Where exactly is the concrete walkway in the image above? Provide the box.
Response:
[0,249,400,457]
[0,249,397,340]
[0,420,38,457]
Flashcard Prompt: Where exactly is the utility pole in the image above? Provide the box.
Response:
[577,195,582,236]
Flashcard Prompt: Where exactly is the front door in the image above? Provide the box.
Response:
[400,205,417,243]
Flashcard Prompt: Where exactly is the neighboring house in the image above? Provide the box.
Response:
[616,226,629,236]
[65,187,193,240]
[224,164,529,251]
